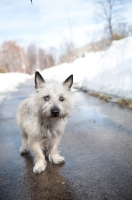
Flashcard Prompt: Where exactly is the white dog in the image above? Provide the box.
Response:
[16,71,74,173]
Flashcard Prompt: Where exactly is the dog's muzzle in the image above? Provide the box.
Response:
[51,107,60,118]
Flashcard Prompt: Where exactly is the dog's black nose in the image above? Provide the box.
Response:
[51,108,59,117]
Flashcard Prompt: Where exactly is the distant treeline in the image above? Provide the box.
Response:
[0,41,56,74]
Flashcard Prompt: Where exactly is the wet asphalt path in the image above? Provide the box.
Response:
[0,79,132,200]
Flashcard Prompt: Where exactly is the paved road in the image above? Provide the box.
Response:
[0,80,132,200]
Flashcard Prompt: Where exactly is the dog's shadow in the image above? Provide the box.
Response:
[21,151,74,199]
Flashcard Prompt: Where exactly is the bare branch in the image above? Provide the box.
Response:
[94,0,126,40]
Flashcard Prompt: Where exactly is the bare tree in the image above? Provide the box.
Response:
[59,41,76,64]
[95,0,125,40]
[26,44,37,74]
[113,22,130,39]
[129,25,132,34]
[38,48,47,70]
[38,48,55,70]
[46,53,55,68]
[0,41,24,73]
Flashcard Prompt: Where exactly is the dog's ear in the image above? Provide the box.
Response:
[63,75,73,90]
[35,71,45,89]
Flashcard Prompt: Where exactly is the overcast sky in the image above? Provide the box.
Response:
[0,0,132,49]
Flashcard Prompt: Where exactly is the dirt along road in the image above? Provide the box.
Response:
[0,79,132,200]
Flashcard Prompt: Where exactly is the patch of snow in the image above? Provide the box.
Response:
[0,73,30,104]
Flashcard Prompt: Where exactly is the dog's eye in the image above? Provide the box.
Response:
[59,96,64,102]
[44,95,50,101]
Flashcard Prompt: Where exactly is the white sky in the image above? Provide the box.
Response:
[0,0,132,49]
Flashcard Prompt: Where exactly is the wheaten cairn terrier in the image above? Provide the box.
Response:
[17,71,74,173]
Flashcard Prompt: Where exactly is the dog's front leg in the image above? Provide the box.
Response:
[49,136,65,164]
[20,131,29,154]
[29,138,47,173]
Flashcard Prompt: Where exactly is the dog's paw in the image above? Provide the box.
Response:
[49,154,65,164]
[33,160,47,174]
[20,147,29,155]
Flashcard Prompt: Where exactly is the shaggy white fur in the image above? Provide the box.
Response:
[17,71,74,174]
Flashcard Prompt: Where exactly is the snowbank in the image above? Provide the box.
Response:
[0,73,30,103]
[41,36,132,99]
[78,37,132,99]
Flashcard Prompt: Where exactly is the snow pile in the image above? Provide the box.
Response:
[78,37,132,98]
[0,73,30,103]
[41,37,132,99]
